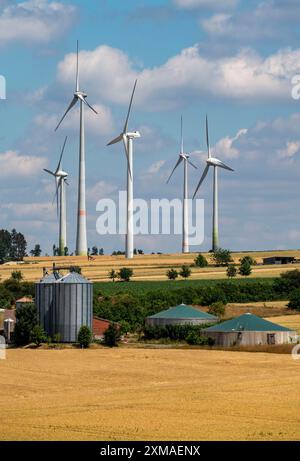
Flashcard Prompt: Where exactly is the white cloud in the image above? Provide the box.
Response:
[34,103,114,136]
[278,141,300,158]
[86,181,118,201]
[173,0,238,10]
[56,44,300,110]
[146,160,166,175]
[215,128,247,159]
[0,0,77,45]
[1,202,55,218]
[0,150,47,178]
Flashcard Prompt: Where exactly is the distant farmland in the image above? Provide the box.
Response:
[0,349,299,441]
[1,249,300,282]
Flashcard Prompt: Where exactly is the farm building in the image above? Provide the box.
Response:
[1,309,16,343]
[202,313,297,346]
[145,303,218,327]
[263,256,295,265]
[15,297,33,310]
[93,317,120,340]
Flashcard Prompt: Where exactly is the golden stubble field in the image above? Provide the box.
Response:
[0,349,300,441]
[1,250,300,282]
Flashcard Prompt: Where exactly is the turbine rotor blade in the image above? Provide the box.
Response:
[123,79,137,133]
[206,114,210,158]
[56,136,68,173]
[76,40,79,92]
[180,115,183,154]
[122,135,132,180]
[217,160,234,172]
[193,164,210,199]
[43,168,56,177]
[187,158,197,169]
[166,156,183,184]
[107,133,123,146]
[78,94,98,114]
[55,96,78,131]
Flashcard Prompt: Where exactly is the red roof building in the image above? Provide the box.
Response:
[93,317,120,340]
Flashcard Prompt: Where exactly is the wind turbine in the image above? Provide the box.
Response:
[107,79,140,259]
[167,116,197,253]
[55,40,98,256]
[44,136,69,256]
[193,115,234,252]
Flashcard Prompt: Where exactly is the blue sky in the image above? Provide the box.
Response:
[1,0,300,255]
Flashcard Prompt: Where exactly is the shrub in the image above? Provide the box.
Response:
[104,323,121,347]
[166,268,178,280]
[273,270,300,294]
[78,325,93,348]
[186,331,215,346]
[119,320,131,334]
[208,301,226,317]
[288,289,300,311]
[194,254,208,267]
[118,267,133,282]
[30,325,46,346]
[108,269,117,282]
[211,248,233,266]
[14,303,38,346]
[179,265,191,279]
[11,270,23,281]
[227,264,237,278]
[239,260,252,276]
[240,255,257,266]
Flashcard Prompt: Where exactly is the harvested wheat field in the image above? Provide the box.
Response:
[1,250,300,282]
[0,349,300,441]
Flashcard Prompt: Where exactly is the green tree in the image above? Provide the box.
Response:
[194,253,208,267]
[30,244,42,257]
[208,301,226,317]
[239,255,256,266]
[0,229,11,263]
[104,323,121,347]
[99,247,104,256]
[11,270,23,282]
[64,246,69,256]
[227,264,237,278]
[10,229,27,261]
[30,325,46,346]
[108,269,117,282]
[78,325,93,348]
[239,260,252,276]
[91,246,98,256]
[14,303,38,346]
[118,267,133,282]
[70,266,82,274]
[179,265,191,279]
[288,289,300,311]
[166,268,178,280]
[119,320,131,334]
[212,248,233,266]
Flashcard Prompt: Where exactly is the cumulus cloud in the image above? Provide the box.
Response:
[146,160,166,175]
[0,151,47,178]
[0,0,77,45]
[56,44,300,110]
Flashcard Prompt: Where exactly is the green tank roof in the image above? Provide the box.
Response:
[204,313,292,332]
[147,304,218,320]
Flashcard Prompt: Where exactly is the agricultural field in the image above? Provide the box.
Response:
[0,349,299,441]
[1,250,300,282]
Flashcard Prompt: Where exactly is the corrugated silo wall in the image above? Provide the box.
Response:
[35,282,56,338]
[53,282,93,342]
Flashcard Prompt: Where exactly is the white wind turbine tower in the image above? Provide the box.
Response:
[55,40,98,256]
[167,116,197,253]
[193,115,234,252]
[44,136,69,256]
[107,79,140,259]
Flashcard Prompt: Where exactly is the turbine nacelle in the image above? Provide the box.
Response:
[207,157,234,171]
[56,170,68,179]
[126,131,141,139]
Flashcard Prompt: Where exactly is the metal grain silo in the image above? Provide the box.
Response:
[53,272,93,342]
[35,272,61,338]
